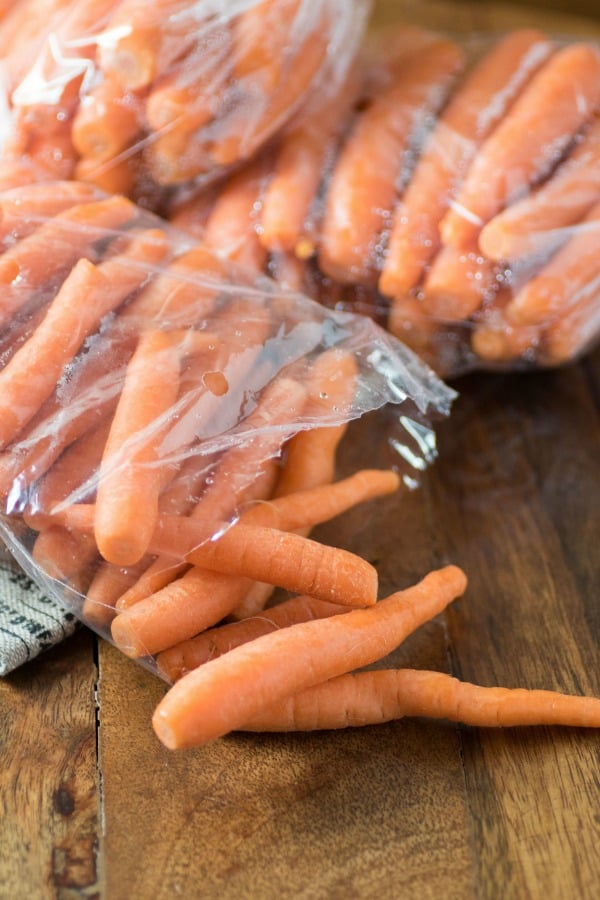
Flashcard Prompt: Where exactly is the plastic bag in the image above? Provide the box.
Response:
[167,25,600,377]
[0,0,371,205]
[0,181,455,676]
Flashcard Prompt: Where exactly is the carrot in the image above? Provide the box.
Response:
[542,282,600,366]
[202,155,271,271]
[479,115,600,262]
[25,415,112,520]
[379,29,551,297]
[0,229,169,449]
[0,195,136,329]
[205,11,332,173]
[387,295,442,372]
[238,668,600,732]
[157,594,352,682]
[0,181,101,243]
[505,200,600,327]
[114,373,300,609]
[82,556,151,629]
[94,329,183,566]
[71,75,144,160]
[31,525,98,596]
[259,69,360,257]
[440,43,600,249]
[98,0,200,90]
[421,242,500,321]
[74,152,142,199]
[319,38,463,286]
[151,565,467,749]
[470,288,541,364]
[230,348,358,620]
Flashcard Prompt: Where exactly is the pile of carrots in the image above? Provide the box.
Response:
[169,25,600,375]
[0,0,368,199]
[0,3,599,750]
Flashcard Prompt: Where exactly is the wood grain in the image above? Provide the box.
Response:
[0,630,100,898]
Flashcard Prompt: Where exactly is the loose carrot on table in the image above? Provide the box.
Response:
[379,28,552,298]
[157,594,354,683]
[151,566,467,749]
[505,200,600,327]
[319,37,464,286]
[0,228,169,450]
[238,668,600,732]
[440,43,600,249]
[479,114,600,262]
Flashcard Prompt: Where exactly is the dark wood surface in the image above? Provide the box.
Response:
[1,3,600,898]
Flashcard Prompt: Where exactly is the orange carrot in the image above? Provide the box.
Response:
[319,38,463,286]
[0,195,136,329]
[541,282,600,366]
[0,180,100,243]
[379,29,551,296]
[505,200,600,327]
[479,115,600,262]
[440,43,600,249]
[115,373,301,609]
[470,288,541,364]
[31,525,98,596]
[259,69,361,257]
[71,75,144,160]
[239,668,600,732]
[157,594,352,682]
[0,229,168,449]
[421,242,500,321]
[74,152,142,199]
[94,329,183,566]
[82,556,151,629]
[202,154,271,271]
[151,565,467,749]
[387,295,442,373]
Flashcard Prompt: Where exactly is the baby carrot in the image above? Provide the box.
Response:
[379,29,552,296]
[0,180,100,243]
[202,154,271,271]
[94,329,183,566]
[82,557,152,630]
[0,229,168,449]
[71,74,144,160]
[479,115,600,262]
[421,242,500,321]
[440,43,600,249]
[319,37,463,286]
[542,282,600,366]
[506,200,600,327]
[470,289,541,364]
[31,525,98,596]
[239,668,600,732]
[151,565,467,749]
[0,195,136,329]
[115,374,302,609]
[157,594,352,682]
[259,69,361,257]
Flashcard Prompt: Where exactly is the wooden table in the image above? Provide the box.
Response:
[2,2,600,898]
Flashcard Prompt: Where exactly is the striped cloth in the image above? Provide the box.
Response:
[0,550,78,676]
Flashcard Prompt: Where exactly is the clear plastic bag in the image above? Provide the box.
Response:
[167,25,600,376]
[0,181,454,676]
[0,0,371,205]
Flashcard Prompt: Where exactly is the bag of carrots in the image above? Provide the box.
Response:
[0,0,371,204]
[168,24,600,377]
[0,179,455,680]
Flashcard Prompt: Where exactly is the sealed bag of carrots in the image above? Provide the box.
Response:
[168,24,600,377]
[0,0,371,202]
